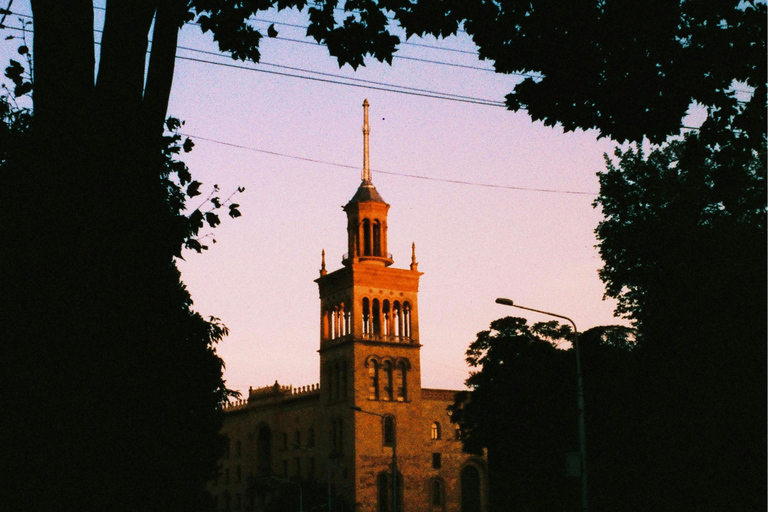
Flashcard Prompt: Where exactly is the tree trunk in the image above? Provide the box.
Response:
[143,0,185,135]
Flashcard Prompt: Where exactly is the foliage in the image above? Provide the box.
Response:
[0,2,414,511]
[389,0,766,143]
[594,135,766,511]
[451,318,638,512]
[450,316,578,511]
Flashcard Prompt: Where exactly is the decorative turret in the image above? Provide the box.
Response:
[342,99,393,267]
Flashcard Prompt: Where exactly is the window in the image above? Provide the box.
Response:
[294,430,301,448]
[281,432,288,450]
[432,453,442,469]
[383,360,394,401]
[332,417,344,455]
[294,457,302,477]
[224,468,230,485]
[431,422,441,440]
[368,359,380,400]
[431,478,445,507]
[383,415,395,447]
[224,437,231,459]
[282,459,288,476]
[396,360,408,401]
[362,298,371,334]
[307,427,315,448]
[309,457,316,477]
[236,465,242,483]
[235,440,242,458]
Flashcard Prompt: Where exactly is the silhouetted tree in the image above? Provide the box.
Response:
[450,318,638,512]
[0,2,402,511]
[450,317,577,512]
[595,137,766,512]
[391,0,765,144]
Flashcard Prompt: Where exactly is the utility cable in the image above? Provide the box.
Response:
[182,133,598,196]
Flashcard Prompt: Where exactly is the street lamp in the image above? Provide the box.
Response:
[495,297,588,512]
[271,476,304,512]
[350,405,398,512]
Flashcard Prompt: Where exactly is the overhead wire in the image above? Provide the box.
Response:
[1,12,510,106]
[182,133,598,196]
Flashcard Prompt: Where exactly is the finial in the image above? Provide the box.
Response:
[320,249,327,276]
[362,99,371,183]
[410,242,418,271]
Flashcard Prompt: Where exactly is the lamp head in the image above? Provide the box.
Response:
[495,298,514,306]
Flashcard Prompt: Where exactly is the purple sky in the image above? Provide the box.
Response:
[2,4,682,395]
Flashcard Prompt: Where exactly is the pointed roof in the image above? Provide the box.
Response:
[347,179,386,205]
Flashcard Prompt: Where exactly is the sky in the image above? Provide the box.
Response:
[1,4,637,395]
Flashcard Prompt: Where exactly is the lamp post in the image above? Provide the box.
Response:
[271,476,304,512]
[495,297,588,512]
[350,405,398,512]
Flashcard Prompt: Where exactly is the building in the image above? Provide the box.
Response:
[208,101,487,512]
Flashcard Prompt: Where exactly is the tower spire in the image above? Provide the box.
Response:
[362,99,371,183]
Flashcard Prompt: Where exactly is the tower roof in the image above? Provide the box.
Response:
[347,180,387,206]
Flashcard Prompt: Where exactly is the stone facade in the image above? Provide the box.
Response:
[207,102,487,512]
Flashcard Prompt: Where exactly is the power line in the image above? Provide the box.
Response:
[182,133,597,196]
[175,53,505,106]
[1,15,509,106]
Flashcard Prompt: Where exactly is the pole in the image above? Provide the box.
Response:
[495,298,588,512]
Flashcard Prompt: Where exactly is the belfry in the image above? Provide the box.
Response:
[208,101,487,512]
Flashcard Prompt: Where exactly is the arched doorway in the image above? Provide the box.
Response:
[461,465,482,512]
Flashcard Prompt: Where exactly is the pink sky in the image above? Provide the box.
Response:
[3,4,635,395]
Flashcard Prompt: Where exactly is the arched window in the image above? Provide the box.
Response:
[368,359,380,400]
[377,472,389,512]
[362,219,372,256]
[331,417,344,455]
[322,308,330,340]
[431,422,441,440]
[307,427,315,448]
[382,300,390,337]
[382,360,394,401]
[337,303,345,337]
[372,298,381,337]
[344,306,352,335]
[377,471,403,512]
[396,360,407,402]
[382,415,395,447]
[362,298,371,335]
[373,220,382,256]
[403,301,412,338]
[332,306,339,339]
[392,301,401,337]
[431,478,446,508]
[461,465,482,512]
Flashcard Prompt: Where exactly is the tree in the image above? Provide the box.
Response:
[391,0,766,144]
[450,317,578,512]
[594,137,766,512]
[450,317,638,512]
[0,2,402,511]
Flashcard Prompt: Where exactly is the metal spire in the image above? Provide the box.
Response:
[362,99,371,183]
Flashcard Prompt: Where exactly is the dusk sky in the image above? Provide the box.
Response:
[1,3,671,395]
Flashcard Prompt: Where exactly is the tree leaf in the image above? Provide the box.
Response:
[186,180,202,197]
